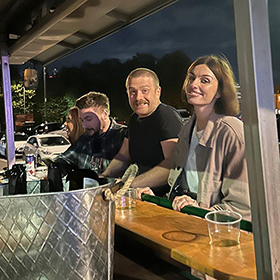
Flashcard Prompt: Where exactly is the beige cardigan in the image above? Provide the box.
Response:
[168,112,251,221]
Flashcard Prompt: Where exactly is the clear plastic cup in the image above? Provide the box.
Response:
[205,210,242,247]
[115,188,137,210]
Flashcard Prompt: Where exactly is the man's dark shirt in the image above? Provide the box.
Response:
[55,118,127,174]
[128,103,182,174]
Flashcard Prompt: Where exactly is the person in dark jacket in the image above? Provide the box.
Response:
[102,68,182,196]
[55,91,127,175]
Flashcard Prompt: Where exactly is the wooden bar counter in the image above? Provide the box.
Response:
[115,200,256,280]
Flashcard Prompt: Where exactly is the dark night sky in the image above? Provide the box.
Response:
[48,0,280,84]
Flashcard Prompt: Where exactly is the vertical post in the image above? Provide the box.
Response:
[43,66,47,122]
[23,86,26,114]
[234,0,280,279]
[0,41,15,169]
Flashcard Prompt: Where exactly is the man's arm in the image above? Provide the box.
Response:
[54,144,77,176]
[102,138,131,178]
[131,138,178,188]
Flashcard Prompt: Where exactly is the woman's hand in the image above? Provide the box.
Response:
[172,195,198,211]
[136,187,155,200]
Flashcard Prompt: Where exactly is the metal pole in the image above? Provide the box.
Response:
[43,66,47,122]
[23,86,26,114]
[234,0,280,279]
[0,41,15,169]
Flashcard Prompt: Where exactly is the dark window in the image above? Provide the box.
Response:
[40,136,70,146]
[15,134,28,141]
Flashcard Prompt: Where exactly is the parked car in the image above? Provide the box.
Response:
[15,122,36,137]
[176,108,191,122]
[47,128,68,139]
[0,132,29,158]
[32,122,65,135]
[22,134,70,164]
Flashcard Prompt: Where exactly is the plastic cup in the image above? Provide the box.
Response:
[205,210,242,247]
[115,188,137,210]
[90,156,103,175]
[35,166,48,180]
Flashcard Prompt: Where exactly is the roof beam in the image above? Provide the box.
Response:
[58,41,76,49]
[42,21,125,65]
[9,0,89,55]
[72,31,92,41]
[106,10,129,23]
[42,0,179,65]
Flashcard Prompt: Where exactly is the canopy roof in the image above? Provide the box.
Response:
[0,0,178,66]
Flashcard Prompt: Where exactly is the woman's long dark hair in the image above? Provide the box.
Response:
[68,107,84,143]
[181,55,239,116]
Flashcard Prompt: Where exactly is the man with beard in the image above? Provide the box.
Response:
[102,68,182,196]
[54,91,127,176]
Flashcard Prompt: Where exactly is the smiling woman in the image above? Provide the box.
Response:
[168,54,251,221]
[185,64,220,116]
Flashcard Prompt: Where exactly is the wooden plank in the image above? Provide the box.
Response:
[172,233,255,280]
[115,200,257,280]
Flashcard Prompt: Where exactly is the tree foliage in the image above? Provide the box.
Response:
[0,81,35,116]
[1,51,192,128]
[42,51,192,122]
[11,82,36,114]
[36,96,73,122]
[157,51,191,108]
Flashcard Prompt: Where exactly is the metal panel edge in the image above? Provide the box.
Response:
[234,0,280,279]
